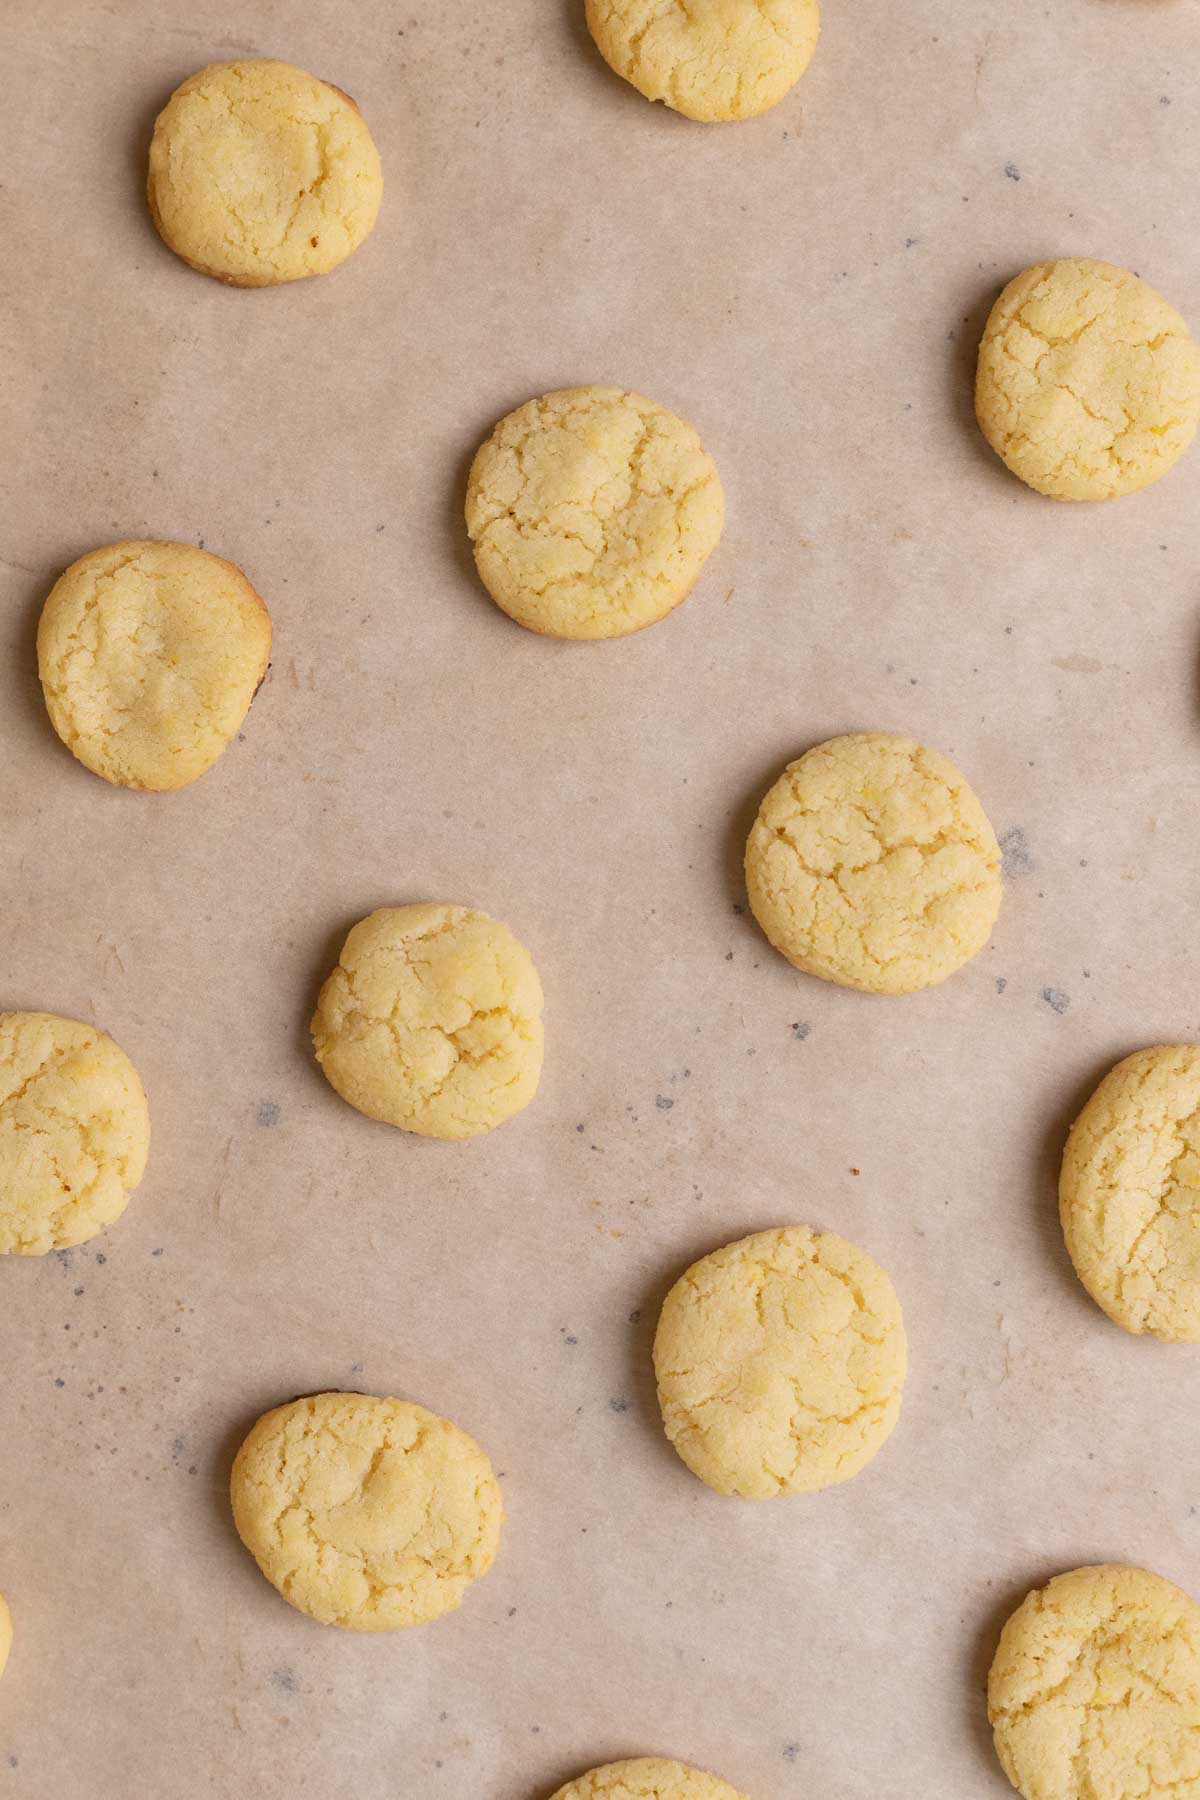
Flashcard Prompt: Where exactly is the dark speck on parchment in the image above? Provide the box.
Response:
[1042,987,1070,1015]
[655,1095,674,1112]
[271,1668,299,1694]
[256,1101,280,1128]
[1004,161,1021,181]
[609,1398,630,1413]
[783,1743,801,1763]
[791,1022,811,1041]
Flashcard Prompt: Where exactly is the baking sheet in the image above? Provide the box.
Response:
[2,0,1200,1794]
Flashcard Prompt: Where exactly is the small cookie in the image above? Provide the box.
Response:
[465,386,723,639]
[230,1392,502,1631]
[38,540,271,792]
[0,1595,10,1682]
[311,905,544,1139]
[988,1564,1200,1800]
[976,258,1200,500]
[745,732,1002,994]
[1060,1045,1200,1342]
[653,1226,906,1498]
[0,1011,150,1256]
[147,59,382,286]
[585,0,820,122]
[550,1758,748,1800]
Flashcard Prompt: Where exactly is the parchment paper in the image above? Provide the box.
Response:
[2,1,1200,1794]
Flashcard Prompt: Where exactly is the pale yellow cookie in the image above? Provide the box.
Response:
[550,1757,748,1800]
[653,1226,906,1499]
[988,1564,1200,1800]
[464,386,723,639]
[1060,1045,1200,1342]
[585,0,820,122]
[38,540,271,792]
[976,258,1200,501]
[311,904,544,1139]
[0,1011,150,1256]
[230,1392,502,1631]
[745,732,1002,994]
[147,59,382,286]
[0,1595,10,1682]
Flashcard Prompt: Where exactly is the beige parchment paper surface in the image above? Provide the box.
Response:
[2,0,1200,1794]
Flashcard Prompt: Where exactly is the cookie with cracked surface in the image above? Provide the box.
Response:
[310,904,544,1139]
[976,258,1200,501]
[464,385,723,639]
[1060,1045,1200,1342]
[584,0,819,122]
[549,1757,749,1799]
[230,1392,502,1631]
[0,1011,150,1256]
[653,1226,906,1498]
[745,732,1002,994]
[988,1564,1200,1800]
[147,59,382,286]
[38,540,271,792]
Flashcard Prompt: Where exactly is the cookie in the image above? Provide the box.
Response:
[0,1595,10,1682]
[745,732,1002,994]
[584,0,820,122]
[147,59,382,286]
[0,1011,150,1256]
[653,1226,906,1499]
[976,258,1200,501]
[311,904,544,1139]
[38,540,271,792]
[1060,1045,1200,1342]
[550,1759,748,1800]
[988,1564,1200,1800]
[465,386,723,639]
[230,1392,502,1631]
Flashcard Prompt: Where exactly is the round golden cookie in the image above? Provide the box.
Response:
[147,59,382,286]
[0,1595,10,1682]
[550,1758,748,1800]
[1060,1045,1200,1342]
[745,732,1002,995]
[230,1392,502,1631]
[653,1226,906,1499]
[464,385,724,640]
[0,1011,150,1256]
[988,1564,1200,1800]
[976,257,1200,501]
[584,0,820,122]
[311,904,544,1139]
[38,540,271,792]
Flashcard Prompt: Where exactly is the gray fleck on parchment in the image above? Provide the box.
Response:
[256,1101,280,1128]
[999,827,1033,878]
[1041,987,1070,1015]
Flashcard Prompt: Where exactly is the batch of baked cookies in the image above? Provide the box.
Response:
[5,9,1200,1800]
